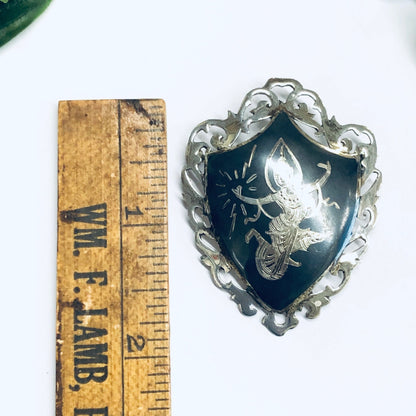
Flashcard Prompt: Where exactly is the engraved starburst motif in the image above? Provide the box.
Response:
[215,145,258,238]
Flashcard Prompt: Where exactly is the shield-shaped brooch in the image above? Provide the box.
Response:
[182,78,381,335]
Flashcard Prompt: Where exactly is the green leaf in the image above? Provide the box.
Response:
[0,0,52,47]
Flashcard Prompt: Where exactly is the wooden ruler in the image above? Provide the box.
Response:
[56,99,170,416]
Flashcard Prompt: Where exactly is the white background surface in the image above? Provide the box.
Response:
[1,0,415,415]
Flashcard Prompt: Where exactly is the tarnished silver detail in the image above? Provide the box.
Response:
[182,78,381,336]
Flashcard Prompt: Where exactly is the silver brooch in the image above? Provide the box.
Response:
[182,78,381,335]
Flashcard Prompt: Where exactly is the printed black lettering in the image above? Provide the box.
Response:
[74,271,107,286]
[60,203,108,251]
[74,326,108,343]
[74,366,108,384]
[62,203,107,226]
[127,334,145,352]
[74,344,108,365]
[125,205,143,220]
[74,228,107,248]
[74,409,108,416]
[72,308,108,385]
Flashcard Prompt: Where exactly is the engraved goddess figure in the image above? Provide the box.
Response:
[232,138,339,280]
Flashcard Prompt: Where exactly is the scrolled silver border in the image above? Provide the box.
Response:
[182,78,381,336]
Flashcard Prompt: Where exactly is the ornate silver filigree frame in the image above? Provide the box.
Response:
[182,78,381,335]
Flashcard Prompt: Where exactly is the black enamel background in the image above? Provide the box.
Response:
[206,112,358,311]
